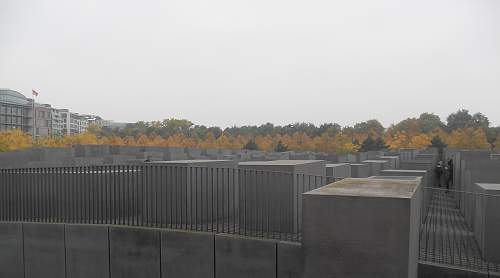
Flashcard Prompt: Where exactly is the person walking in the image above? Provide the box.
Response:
[435,161,443,187]
[446,159,454,191]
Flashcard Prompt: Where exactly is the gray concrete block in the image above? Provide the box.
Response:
[362,160,389,176]
[161,229,215,278]
[349,163,370,178]
[239,160,326,176]
[473,183,500,264]
[278,241,303,278]
[0,222,24,278]
[215,234,277,278]
[109,226,160,278]
[65,224,110,278]
[325,163,351,182]
[239,160,326,233]
[23,222,66,278]
[378,155,400,169]
[302,178,421,278]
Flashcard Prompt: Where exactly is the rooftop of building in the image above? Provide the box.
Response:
[0,89,30,105]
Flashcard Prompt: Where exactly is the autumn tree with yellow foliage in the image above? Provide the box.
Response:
[0,110,497,153]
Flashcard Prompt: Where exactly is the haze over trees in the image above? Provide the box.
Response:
[1,110,499,153]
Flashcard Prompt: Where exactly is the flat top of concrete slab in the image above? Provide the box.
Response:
[349,163,367,166]
[381,169,426,173]
[304,178,420,198]
[146,160,231,164]
[401,160,433,164]
[326,163,349,167]
[369,176,421,180]
[239,160,323,166]
[476,183,500,191]
[362,160,389,163]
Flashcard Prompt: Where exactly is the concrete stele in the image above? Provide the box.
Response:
[302,178,422,278]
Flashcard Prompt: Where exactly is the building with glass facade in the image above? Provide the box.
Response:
[0,89,33,133]
[0,88,108,137]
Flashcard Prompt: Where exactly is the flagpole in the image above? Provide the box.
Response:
[32,90,36,141]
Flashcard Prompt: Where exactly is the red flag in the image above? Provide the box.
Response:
[32,89,39,97]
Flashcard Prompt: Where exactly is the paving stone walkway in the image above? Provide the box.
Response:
[419,190,500,274]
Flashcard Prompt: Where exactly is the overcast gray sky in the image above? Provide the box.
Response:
[1,0,499,127]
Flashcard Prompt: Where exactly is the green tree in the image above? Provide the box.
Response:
[360,136,387,152]
[429,136,447,155]
[274,140,288,152]
[446,109,489,131]
[418,113,444,133]
[243,139,258,150]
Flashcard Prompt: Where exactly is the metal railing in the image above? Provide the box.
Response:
[419,187,500,274]
[0,165,328,242]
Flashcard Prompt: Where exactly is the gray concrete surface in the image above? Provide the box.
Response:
[302,178,421,278]
[362,160,389,176]
[65,224,110,278]
[349,163,370,178]
[215,233,277,278]
[473,183,500,264]
[0,222,24,278]
[278,241,303,278]
[325,163,351,179]
[378,155,400,169]
[109,226,161,278]
[23,222,66,278]
[161,229,215,278]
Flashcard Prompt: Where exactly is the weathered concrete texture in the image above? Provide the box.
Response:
[109,226,160,278]
[473,183,500,264]
[362,160,389,176]
[0,222,24,278]
[65,224,109,278]
[349,163,370,178]
[23,222,66,278]
[366,150,384,160]
[400,148,418,161]
[400,160,436,190]
[338,153,357,163]
[378,155,400,169]
[380,169,430,222]
[325,163,351,179]
[238,160,326,233]
[302,178,421,278]
[161,229,215,278]
[239,160,326,176]
[278,241,303,278]
[381,169,428,187]
[215,233,277,278]
[460,159,500,228]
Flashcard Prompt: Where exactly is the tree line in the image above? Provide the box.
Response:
[1,109,499,153]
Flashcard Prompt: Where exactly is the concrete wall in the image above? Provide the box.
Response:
[24,222,66,278]
[0,222,24,278]
[65,224,110,278]
[161,229,215,278]
[215,234,277,278]
[473,183,500,264]
[110,226,161,278]
[0,222,300,278]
